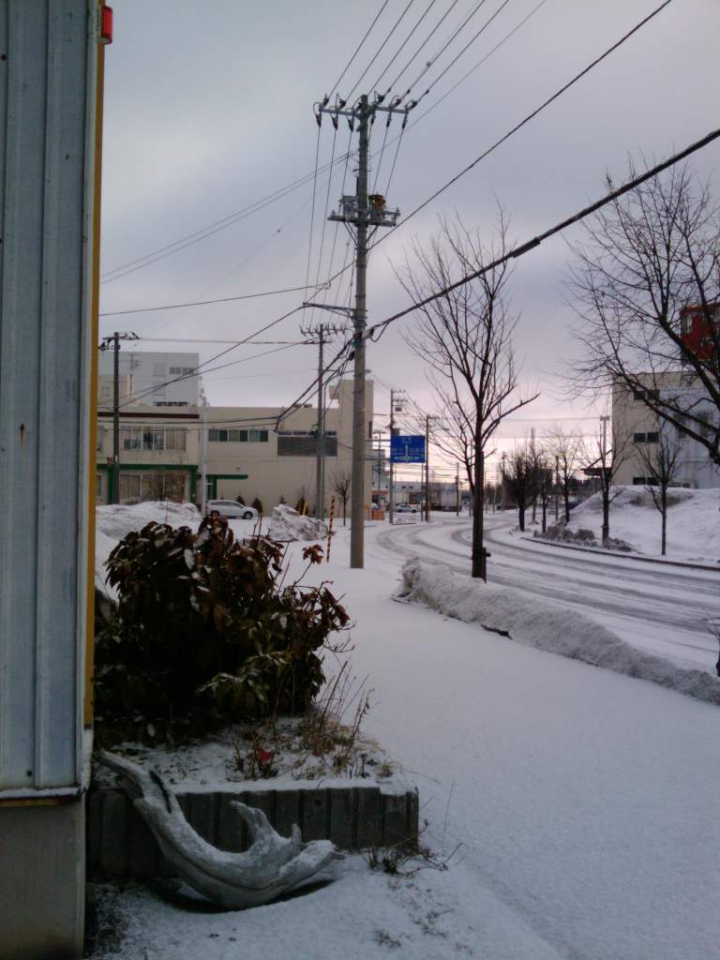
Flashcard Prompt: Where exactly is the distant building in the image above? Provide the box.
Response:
[98,350,200,407]
[96,377,374,515]
[612,373,719,488]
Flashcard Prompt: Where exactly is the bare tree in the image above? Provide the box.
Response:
[530,443,554,534]
[582,421,629,544]
[546,425,584,523]
[399,213,538,579]
[634,434,683,556]
[568,162,720,466]
[330,469,352,526]
[501,445,537,533]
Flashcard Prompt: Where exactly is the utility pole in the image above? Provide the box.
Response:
[200,390,209,517]
[388,388,404,524]
[300,321,345,521]
[456,462,461,516]
[318,92,409,568]
[99,330,137,504]
[425,415,431,522]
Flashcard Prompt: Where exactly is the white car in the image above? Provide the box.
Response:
[395,503,419,513]
[206,500,259,521]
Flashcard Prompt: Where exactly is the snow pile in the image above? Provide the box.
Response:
[267,504,328,542]
[95,501,202,597]
[565,486,720,561]
[398,558,720,706]
[96,501,201,542]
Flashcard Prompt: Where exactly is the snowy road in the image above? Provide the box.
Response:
[369,514,720,672]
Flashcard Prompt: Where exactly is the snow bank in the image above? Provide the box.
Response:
[96,501,201,542]
[566,486,720,562]
[266,504,328,542]
[95,502,202,598]
[398,558,720,706]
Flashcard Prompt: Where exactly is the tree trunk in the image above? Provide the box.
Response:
[541,500,547,533]
[518,503,526,532]
[661,489,667,556]
[471,447,486,580]
[601,486,610,543]
[564,486,571,523]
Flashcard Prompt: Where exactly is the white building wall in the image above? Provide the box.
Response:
[98,350,200,407]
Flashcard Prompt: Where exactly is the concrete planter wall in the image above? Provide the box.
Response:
[88,784,419,881]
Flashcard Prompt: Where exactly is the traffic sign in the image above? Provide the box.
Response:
[391,434,426,464]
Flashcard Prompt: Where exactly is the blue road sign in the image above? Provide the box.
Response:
[391,434,426,464]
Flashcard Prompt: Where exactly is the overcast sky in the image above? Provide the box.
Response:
[99,0,720,474]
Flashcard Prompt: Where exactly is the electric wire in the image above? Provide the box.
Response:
[304,123,323,294]
[384,0,464,96]
[398,0,494,103]
[345,0,419,103]
[327,0,393,99]
[374,0,677,246]
[367,124,720,339]
[101,146,353,285]
[367,0,439,94]
[99,284,324,317]
[409,0,513,110]
[115,305,305,410]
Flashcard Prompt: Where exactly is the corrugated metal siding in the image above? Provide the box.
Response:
[0,1,94,791]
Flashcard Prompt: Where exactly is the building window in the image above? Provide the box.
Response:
[120,425,186,451]
[119,471,187,503]
[209,427,269,443]
[278,435,338,457]
[633,432,646,443]
[169,366,196,376]
[646,432,659,443]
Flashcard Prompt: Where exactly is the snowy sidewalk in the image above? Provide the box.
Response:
[91,523,720,960]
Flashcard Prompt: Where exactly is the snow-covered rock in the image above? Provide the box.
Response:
[266,504,328,542]
[397,557,720,706]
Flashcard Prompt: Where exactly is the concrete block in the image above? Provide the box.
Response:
[382,792,408,846]
[274,789,300,839]
[355,787,382,849]
[100,791,130,877]
[300,788,329,841]
[328,787,356,849]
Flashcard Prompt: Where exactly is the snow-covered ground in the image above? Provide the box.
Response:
[564,486,720,562]
[90,511,720,960]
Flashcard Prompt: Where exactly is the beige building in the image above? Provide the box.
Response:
[612,373,719,488]
[203,380,373,514]
[96,378,374,515]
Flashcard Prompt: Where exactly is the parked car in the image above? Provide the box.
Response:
[206,500,259,521]
[395,503,419,513]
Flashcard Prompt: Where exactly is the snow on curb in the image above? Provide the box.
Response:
[397,558,720,706]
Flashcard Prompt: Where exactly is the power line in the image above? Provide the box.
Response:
[327,0,392,99]
[367,0,439,94]
[99,284,324,318]
[373,0,678,249]
[116,306,306,409]
[345,0,419,102]
[367,124,720,339]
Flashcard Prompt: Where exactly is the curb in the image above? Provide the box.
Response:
[88,784,419,881]
[519,535,720,573]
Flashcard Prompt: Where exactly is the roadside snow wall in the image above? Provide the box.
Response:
[398,558,720,707]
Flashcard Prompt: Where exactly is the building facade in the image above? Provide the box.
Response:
[612,374,720,488]
[96,378,374,516]
[98,350,200,407]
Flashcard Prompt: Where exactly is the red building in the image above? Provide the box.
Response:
[680,302,720,362]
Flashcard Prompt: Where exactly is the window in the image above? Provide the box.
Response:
[646,432,659,443]
[120,426,142,450]
[698,413,713,438]
[96,427,105,452]
[633,432,646,443]
[164,428,187,451]
[209,427,268,442]
[278,435,337,457]
[142,429,165,451]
